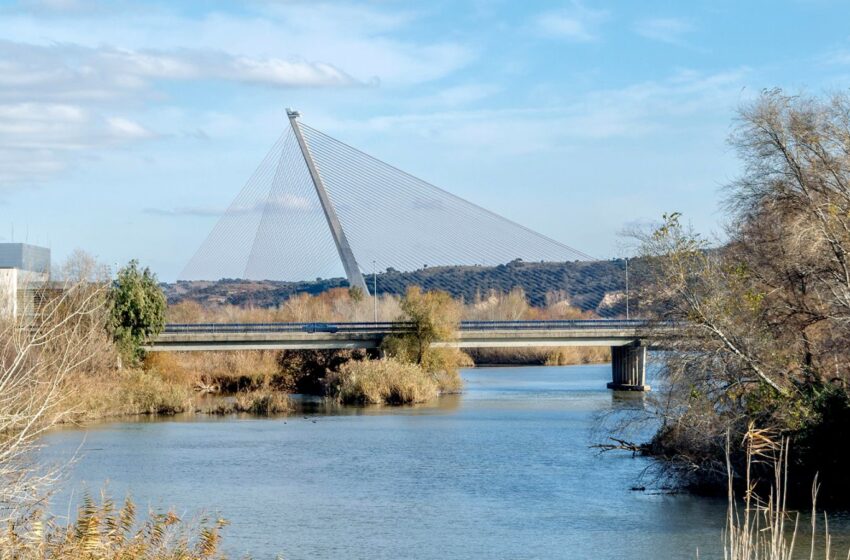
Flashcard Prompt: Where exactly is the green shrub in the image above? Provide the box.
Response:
[108,260,166,366]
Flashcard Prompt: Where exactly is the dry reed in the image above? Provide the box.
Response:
[722,425,844,560]
[0,494,228,560]
[326,358,440,405]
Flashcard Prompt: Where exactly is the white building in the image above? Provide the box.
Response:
[0,267,17,318]
[0,244,51,320]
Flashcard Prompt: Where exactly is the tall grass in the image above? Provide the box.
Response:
[144,350,281,392]
[233,389,293,415]
[0,494,228,560]
[326,358,440,405]
[66,369,195,420]
[167,288,403,324]
[722,426,844,560]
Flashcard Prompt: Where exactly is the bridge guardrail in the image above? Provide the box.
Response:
[161,319,652,335]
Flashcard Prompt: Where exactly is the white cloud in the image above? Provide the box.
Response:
[143,205,223,217]
[326,68,751,156]
[822,47,850,65]
[14,0,95,14]
[145,193,318,218]
[533,2,609,42]
[0,2,479,186]
[410,84,501,109]
[0,41,358,101]
[0,101,159,184]
[0,4,475,86]
[106,116,155,139]
[634,17,695,45]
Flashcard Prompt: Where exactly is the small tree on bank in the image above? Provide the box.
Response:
[383,286,460,365]
[380,286,465,393]
[108,260,166,366]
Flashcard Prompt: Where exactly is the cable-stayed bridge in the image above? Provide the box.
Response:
[180,110,620,309]
[174,110,648,390]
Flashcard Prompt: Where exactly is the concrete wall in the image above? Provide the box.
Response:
[0,268,17,319]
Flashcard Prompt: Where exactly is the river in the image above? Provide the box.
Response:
[40,364,845,559]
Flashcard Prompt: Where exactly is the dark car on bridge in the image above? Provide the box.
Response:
[302,323,340,334]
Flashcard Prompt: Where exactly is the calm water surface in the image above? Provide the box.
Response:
[41,365,841,559]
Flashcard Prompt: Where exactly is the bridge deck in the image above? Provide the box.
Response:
[146,320,651,352]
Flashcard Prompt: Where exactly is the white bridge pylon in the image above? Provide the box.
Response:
[180,109,594,292]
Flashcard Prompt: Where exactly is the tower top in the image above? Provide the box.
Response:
[286,108,300,119]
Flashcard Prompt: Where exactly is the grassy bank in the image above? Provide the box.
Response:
[64,342,607,421]
[49,277,618,425]
[63,369,294,422]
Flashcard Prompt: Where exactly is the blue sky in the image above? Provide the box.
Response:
[1,0,850,280]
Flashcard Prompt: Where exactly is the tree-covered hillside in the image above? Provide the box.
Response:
[164,259,628,315]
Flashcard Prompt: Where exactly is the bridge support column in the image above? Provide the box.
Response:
[608,344,649,391]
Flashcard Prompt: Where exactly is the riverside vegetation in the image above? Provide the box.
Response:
[624,90,850,506]
[0,267,231,558]
[26,262,583,423]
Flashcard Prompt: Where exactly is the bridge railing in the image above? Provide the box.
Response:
[458,319,649,330]
[161,319,651,335]
[162,322,410,334]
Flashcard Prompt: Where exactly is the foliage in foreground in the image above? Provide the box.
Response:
[0,279,109,521]
[722,427,845,560]
[1,495,228,560]
[631,90,850,504]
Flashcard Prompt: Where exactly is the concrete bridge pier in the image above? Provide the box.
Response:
[608,344,649,391]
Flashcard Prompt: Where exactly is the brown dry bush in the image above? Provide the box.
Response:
[233,389,293,415]
[325,358,439,405]
[66,369,194,421]
[167,289,403,324]
[544,346,610,366]
[277,349,371,394]
[144,350,281,392]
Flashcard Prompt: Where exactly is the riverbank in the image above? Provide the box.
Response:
[63,369,295,422]
[60,346,610,424]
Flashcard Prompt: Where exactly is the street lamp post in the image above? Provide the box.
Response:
[372,260,378,323]
[625,257,630,320]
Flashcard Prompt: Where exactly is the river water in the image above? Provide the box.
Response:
[40,365,844,559]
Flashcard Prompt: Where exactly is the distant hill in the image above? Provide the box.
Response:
[164,259,628,315]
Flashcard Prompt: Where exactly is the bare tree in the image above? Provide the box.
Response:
[630,91,850,499]
[0,275,109,522]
